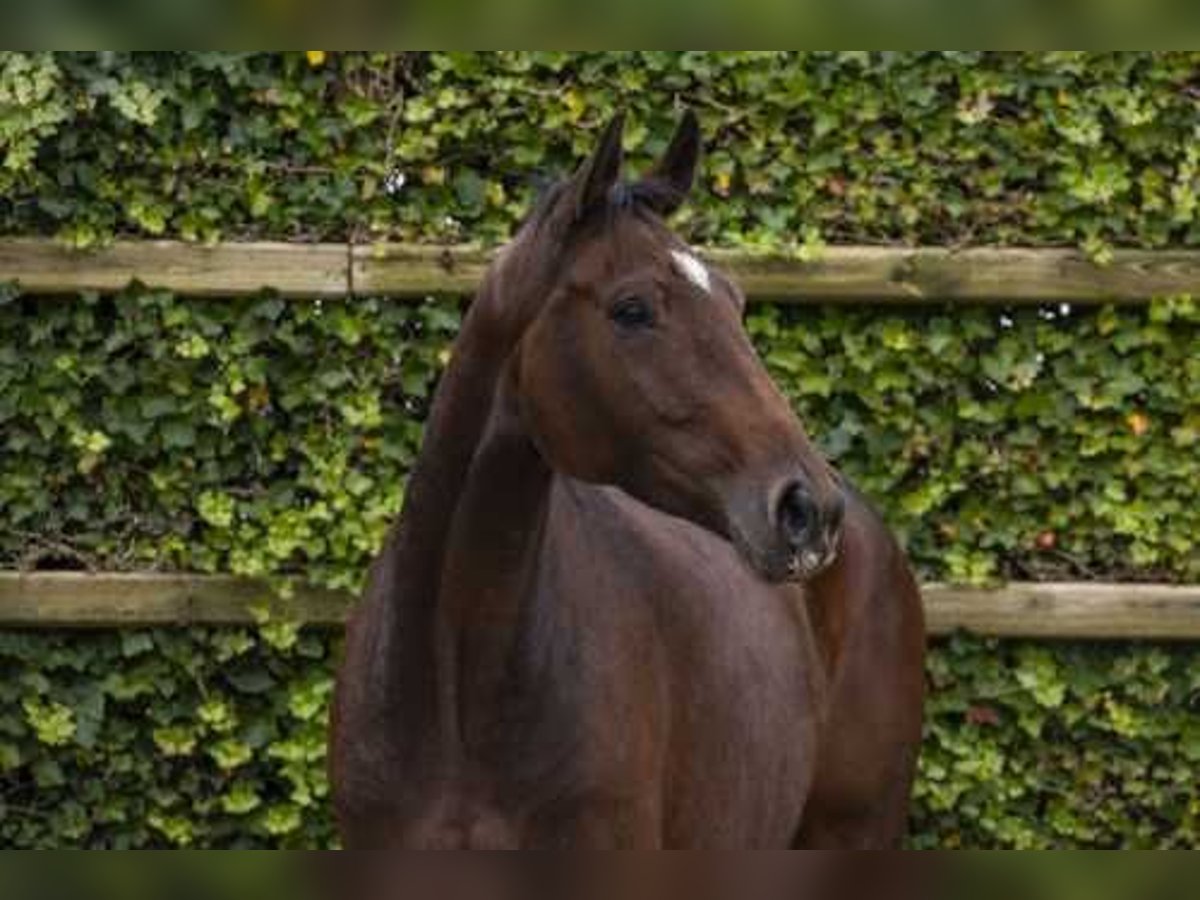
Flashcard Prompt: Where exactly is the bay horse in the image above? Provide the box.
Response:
[330,112,925,850]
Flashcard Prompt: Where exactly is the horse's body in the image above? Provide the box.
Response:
[331,113,925,853]
[339,470,824,848]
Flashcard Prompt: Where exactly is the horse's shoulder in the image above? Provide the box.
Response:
[838,480,913,581]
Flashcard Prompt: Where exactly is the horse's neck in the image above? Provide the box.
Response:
[362,251,552,741]
[360,290,518,733]
[437,381,554,741]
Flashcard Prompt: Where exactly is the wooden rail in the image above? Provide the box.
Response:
[0,573,352,628]
[4,238,1200,303]
[2,573,1199,639]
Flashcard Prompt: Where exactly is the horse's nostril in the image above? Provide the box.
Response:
[777,482,817,549]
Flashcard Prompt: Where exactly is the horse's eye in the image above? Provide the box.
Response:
[609,296,656,330]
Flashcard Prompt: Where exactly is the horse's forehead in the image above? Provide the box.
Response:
[556,217,715,301]
[668,249,712,295]
[578,221,713,294]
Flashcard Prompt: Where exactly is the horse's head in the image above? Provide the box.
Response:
[505,113,845,583]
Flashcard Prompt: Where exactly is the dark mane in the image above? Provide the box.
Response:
[612,177,687,215]
[522,174,682,238]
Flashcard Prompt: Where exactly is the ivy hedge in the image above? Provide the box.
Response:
[2,627,1198,850]
[2,51,1199,848]
[2,289,1198,586]
[4,52,1200,253]
[2,289,1198,849]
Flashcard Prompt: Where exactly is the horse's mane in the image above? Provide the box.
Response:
[610,177,687,216]
[522,173,682,239]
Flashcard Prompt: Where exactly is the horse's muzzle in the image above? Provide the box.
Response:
[724,475,846,584]
[774,480,845,582]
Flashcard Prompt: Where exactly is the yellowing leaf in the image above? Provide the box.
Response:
[563,90,585,123]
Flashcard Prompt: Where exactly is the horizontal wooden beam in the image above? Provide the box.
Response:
[921,582,1200,640]
[0,239,349,298]
[1,573,1199,639]
[350,243,486,296]
[0,572,353,628]
[4,239,1199,303]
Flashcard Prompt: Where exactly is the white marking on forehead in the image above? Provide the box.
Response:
[670,249,712,295]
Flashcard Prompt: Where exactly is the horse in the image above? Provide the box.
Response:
[330,111,926,851]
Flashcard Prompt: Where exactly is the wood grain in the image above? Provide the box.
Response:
[5,239,1199,303]
[922,582,1200,639]
[0,572,352,627]
[2,573,1198,638]
[0,239,348,298]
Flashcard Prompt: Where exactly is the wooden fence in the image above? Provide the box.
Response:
[5,238,1200,303]
[3,237,1199,639]
[1,574,1199,639]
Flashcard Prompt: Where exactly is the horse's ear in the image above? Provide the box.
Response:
[565,112,626,221]
[641,110,702,216]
